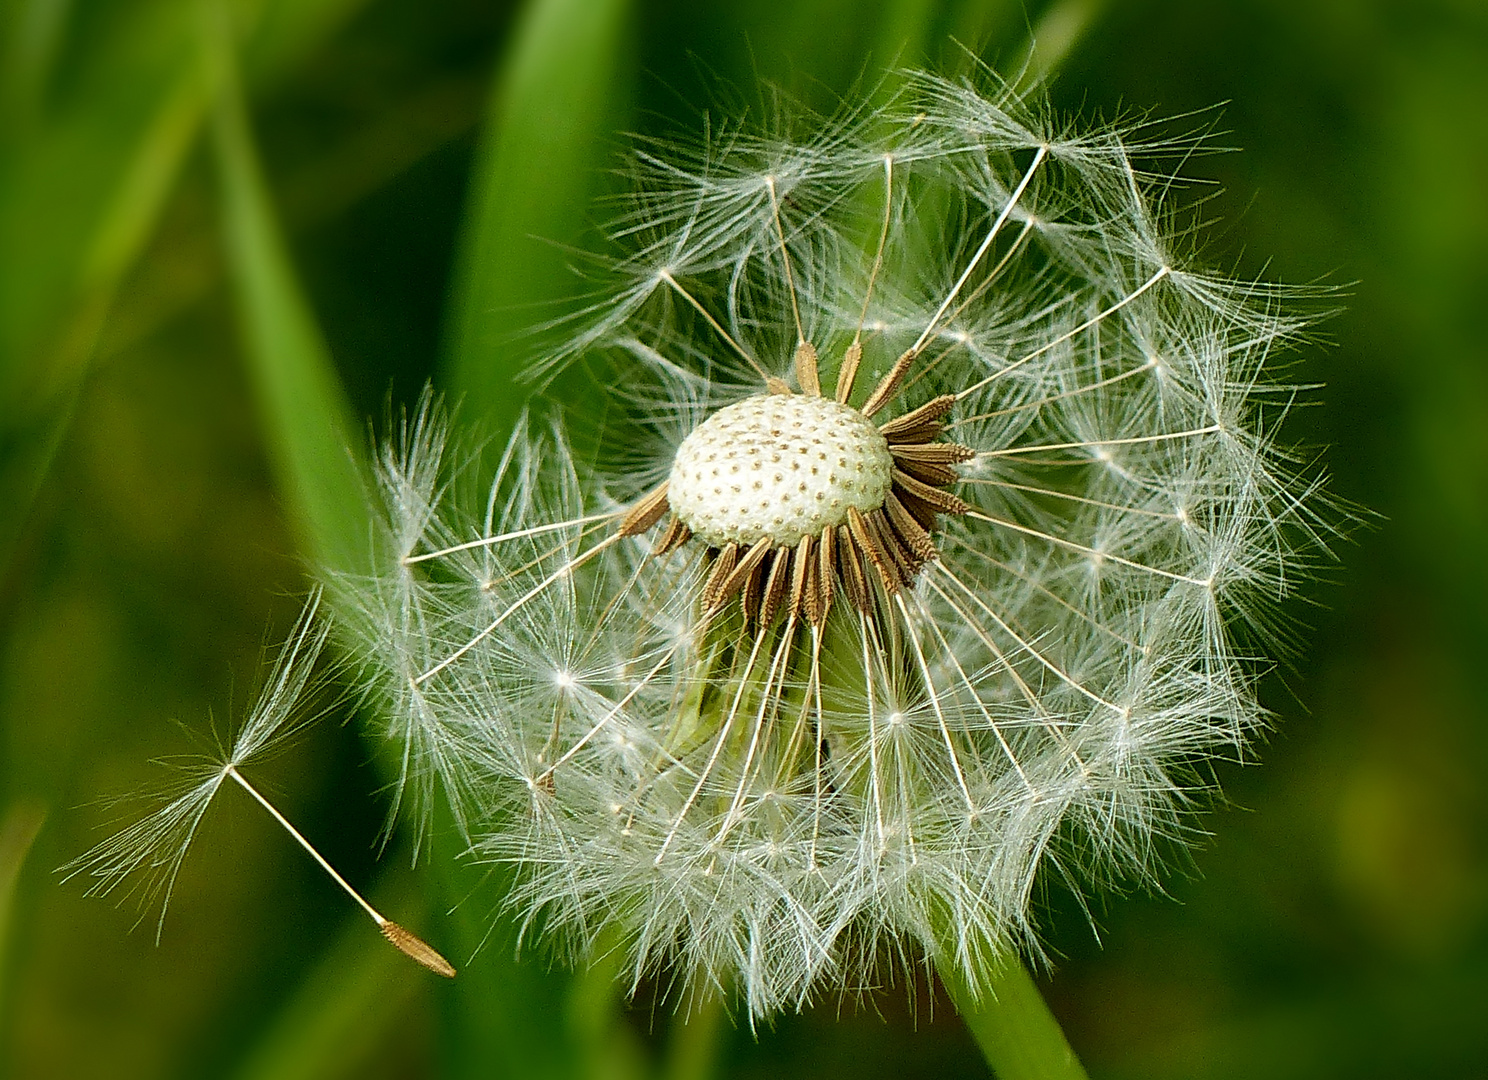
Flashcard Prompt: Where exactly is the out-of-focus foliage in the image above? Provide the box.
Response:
[1,1,1483,1078]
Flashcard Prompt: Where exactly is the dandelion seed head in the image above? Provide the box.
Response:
[340,69,1344,1017]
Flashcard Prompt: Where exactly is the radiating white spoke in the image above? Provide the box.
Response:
[957,266,1171,400]
[861,607,917,863]
[912,590,1029,786]
[655,618,774,864]
[765,177,806,347]
[921,570,1096,783]
[658,270,770,382]
[807,625,825,867]
[921,571,1077,747]
[858,610,887,856]
[414,534,621,686]
[226,766,384,925]
[958,478,1185,521]
[930,561,1119,711]
[976,424,1220,459]
[577,542,669,671]
[894,595,977,814]
[461,520,620,600]
[946,218,1037,324]
[535,642,683,783]
[853,156,896,346]
[939,532,1144,650]
[900,219,1039,400]
[912,146,1047,355]
[965,509,1210,587]
[403,511,622,564]
[769,625,822,795]
[948,359,1156,427]
[715,616,799,845]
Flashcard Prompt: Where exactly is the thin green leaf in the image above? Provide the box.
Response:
[431,818,584,1080]
[567,923,648,1080]
[872,0,942,68]
[436,4,640,1073]
[443,0,635,428]
[0,801,47,1025]
[205,6,371,577]
[242,0,373,84]
[1020,0,1106,86]
[0,0,376,573]
[0,4,205,568]
[662,992,726,1080]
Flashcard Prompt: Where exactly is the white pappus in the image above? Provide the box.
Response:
[332,69,1340,1017]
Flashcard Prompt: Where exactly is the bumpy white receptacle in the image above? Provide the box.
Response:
[669,394,893,548]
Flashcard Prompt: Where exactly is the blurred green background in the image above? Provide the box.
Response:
[2,0,1485,1077]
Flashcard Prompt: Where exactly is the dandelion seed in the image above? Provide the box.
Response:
[64,592,454,978]
[338,69,1339,1016]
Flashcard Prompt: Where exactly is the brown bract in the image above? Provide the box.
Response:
[617,341,973,629]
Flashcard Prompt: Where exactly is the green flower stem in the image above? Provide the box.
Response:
[938,952,1090,1080]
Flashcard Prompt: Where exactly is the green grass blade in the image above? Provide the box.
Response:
[662,992,726,1080]
[0,802,47,1028]
[0,58,208,561]
[443,0,635,425]
[206,8,371,577]
[1020,0,1106,85]
[210,11,592,1075]
[873,0,942,67]
[242,0,373,84]
[0,0,376,575]
[0,5,205,570]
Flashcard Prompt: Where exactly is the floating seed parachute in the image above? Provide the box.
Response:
[335,70,1336,1016]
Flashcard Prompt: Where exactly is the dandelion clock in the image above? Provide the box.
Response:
[336,70,1336,1022]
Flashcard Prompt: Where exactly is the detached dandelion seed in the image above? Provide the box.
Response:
[65,592,455,978]
[337,69,1339,1016]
